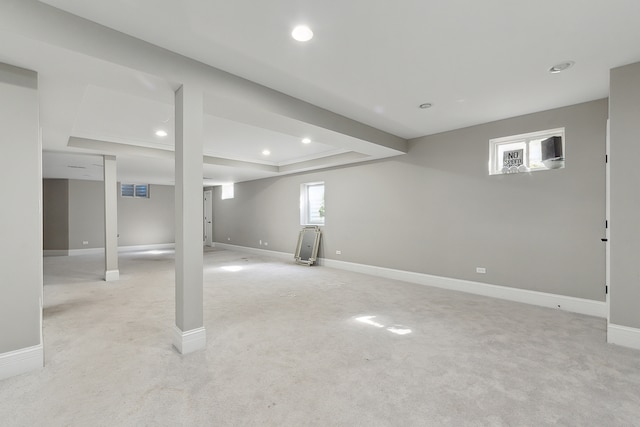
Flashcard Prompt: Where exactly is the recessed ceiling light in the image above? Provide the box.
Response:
[292,25,313,42]
[302,137,311,144]
[549,61,575,74]
[262,149,271,156]
[419,103,433,109]
[155,130,168,137]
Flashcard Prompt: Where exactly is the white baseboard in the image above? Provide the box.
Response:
[321,258,607,318]
[68,248,104,256]
[104,270,120,281]
[43,249,69,257]
[172,326,206,355]
[608,324,640,350]
[64,243,176,256]
[214,242,292,261]
[0,344,43,381]
[119,243,175,253]
[215,244,606,319]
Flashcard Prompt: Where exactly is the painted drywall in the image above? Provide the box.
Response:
[43,179,69,250]
[0,63,42,354]
[118,184,175,246]
[68,179,105,250]
[213,99,607,301]
[44,179,175,249]
[609,62,640,329]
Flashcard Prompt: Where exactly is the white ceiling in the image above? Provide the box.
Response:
[3,0,640,185]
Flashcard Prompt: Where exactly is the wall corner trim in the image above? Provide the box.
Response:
[0,344,44,381]
[172,326,206,355]
[214,243,606,318]
[607,324,640,350]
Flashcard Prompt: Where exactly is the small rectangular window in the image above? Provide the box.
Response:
[121,184,134,197]
[221,183,234,200]
[121,184,149,198]
[134,184,148,198]
[301,182,325,225]
[489,128,565,175]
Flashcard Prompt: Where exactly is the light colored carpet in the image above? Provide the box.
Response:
[1,248,639,426]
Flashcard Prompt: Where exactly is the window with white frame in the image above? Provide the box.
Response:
[121,184,149,198]
[221,183,234,200]
[489,128,565,175]
[300,182,325,225]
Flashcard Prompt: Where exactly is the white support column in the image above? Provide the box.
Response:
[103,155,119,281]
[173,84,206,354]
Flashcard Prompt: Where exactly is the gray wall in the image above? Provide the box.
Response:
[213,99,607,301]
[0,63,41,354]
[43,179,175,249]
[118,184,175,246]
[43,179,69,250]
[68,179,105,250]
[609,62,640,328]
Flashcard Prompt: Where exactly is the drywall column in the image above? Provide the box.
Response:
[0,63,43,379]
[103,155,119,281]
[608,61,640,350]
[173,84,206,354]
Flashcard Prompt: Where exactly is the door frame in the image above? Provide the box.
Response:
[605,119,610,322]
[203,190,213,247]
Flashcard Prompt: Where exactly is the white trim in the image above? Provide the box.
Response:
[65,243,176,256]
[43,249,69,257]
[104,270,120,281]
[607,324,640,350]
[214,242,293,261]
[118,243,175,253]
[0,344,44,380]
[215,244,606,318]
[321,258,606,318]
[68,248,103,256]
[172,326,206,354]
[605,119,611,323]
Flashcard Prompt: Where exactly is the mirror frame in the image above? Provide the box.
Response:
[294,225,321,266]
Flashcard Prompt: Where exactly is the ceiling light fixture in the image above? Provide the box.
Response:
[262,149,271,156]
[155,130,168,137]
[419,103,433,109]
[302,137,311,144]
[292,25,313,42]
[549,61,575,74]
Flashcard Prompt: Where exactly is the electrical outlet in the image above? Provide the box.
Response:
[82,241,89,245]
[227,237,231,241]
[476,267,486,274]
[259,240,262,245]
[264,242,268,246]
[336,250,342,255]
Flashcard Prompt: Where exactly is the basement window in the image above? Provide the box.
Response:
[221,183,234,200]
[489,128,565,175]
[121,184,149,198]
[301,182,325,226]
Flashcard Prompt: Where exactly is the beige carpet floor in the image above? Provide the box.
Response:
[1,248,639,426]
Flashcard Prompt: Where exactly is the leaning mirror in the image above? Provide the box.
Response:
[294,226,321,266]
